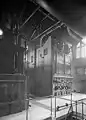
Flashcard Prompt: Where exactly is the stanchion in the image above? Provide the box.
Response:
[75,101,77,120]
[82,101,83,120]
[51,95,52,116]
[24,39,31,120]
[55,95,56,120]
[25,75,29,120]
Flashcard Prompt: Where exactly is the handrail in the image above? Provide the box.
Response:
[0,80,25,82]
[55,99,86,113]
[0,73,25,76]
[82,101,83,120]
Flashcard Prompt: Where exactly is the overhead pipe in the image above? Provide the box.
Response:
[36,0,86,38]
[20,0,56,30]
[20,6,40,29]
[39,21,63,47]
[38,9,55,21]
[30,21,63,42]
[30,13,50,40]
[67,27,82,43]
[29,0,56,22]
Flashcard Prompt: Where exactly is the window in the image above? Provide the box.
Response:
[76,47,80,58]
[76,41,86,58]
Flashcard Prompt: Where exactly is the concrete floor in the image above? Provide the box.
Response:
[0,92,86,120]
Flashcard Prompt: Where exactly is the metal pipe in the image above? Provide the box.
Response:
[82,101,83,120]
[39,22,63,47]
[55,96,56,119]
[38,9,55,21]
[24,41,29,120]
[29,0,55,22]
[30,13,50,40]
[30,21,62,41]
[67,27,81,42]
[76,101,77,120]
[51,96,52,117]
[0,73,23,75]
[20,6,40,29]
[0,80,24,82]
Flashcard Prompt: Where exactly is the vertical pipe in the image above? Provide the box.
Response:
[55,95,56,119]
[25,76,29,120]
[64,53,65,74]
[76,101,77,119]
[51,37,53,119]
[51,95,52,117]
[82,101,83,120]
[55,78,57,119]
[24,41,29,120]
[34,44,37,94]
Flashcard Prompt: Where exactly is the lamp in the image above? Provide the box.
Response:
[0,28,3,36]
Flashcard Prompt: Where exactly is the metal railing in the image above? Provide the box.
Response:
[73,100,86,120]
[50,94,86,120]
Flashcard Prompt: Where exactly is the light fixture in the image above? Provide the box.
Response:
[0,28,3,36]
